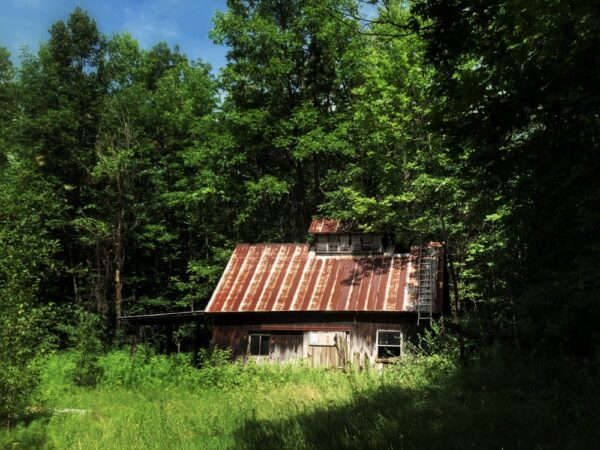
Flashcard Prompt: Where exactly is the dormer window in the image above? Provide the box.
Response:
[316,234,346,253]
[328,235,339,252]
[339,234,350,252]
[361,235,373,252]
[314,233,383,254]
[309,219,386,255]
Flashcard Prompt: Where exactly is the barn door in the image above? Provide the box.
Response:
[307,331,348,368]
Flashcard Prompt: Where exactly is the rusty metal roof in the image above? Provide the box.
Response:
[308,219,361,234]
[205,243,444,314]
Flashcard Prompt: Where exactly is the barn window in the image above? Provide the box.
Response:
[327,235,339,252]
[361,236,374,252]
[249,334,270,356]
[339,234,351,252]
[316,235,328,252]
[376,330,402,358]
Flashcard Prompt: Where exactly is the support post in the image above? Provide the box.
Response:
[165,323,174,355]
[130,324,139,356]
[192,320,201,366]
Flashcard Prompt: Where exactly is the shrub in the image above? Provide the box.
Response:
[0,304,49,426]
[70,312,104,387]
[98,346,199,390]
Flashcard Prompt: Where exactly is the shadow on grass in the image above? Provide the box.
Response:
[0,409,50,450]
[235,365,600,450]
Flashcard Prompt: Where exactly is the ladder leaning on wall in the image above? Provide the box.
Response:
[417,244,437,325]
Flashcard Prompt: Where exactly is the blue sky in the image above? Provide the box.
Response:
[0,0,229,72]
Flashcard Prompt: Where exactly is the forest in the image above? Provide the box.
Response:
[1,0,599,448]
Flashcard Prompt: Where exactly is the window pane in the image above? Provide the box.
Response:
[249,335,260,355]
[339,235,350,251]
[260,335,270,355]
[378,346,401,358]
[378,331,401,346]
[316,236,327,252]
[373,236,382,251]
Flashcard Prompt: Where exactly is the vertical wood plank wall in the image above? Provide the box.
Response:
[211,312,419,368]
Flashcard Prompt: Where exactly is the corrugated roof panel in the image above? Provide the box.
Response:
[363,259,377,311]
[308,219,360,234]
[332,259,356,311]
[328,260,343,310]
[208,244,248,312]
[311,257,333,310]
[402,258,412,310]
[257,246,282,311]
[204,242,445,313]
[370,258,385,311]
[278,245,307,311]
[264,245,294,311]
[300,257,322,311]
[356,259,374,311]
[319,259,336,311]
[386,256,402,312]
[240,244,276,311]
[325,259,344,311]
[375,258,390,311]
[289,254,315,310]
[346,261,362,310]
[394,257,407,312]
[226,244,263,312]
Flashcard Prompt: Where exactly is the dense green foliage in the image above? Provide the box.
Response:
[1,0,599,443]
[411,0,600,354]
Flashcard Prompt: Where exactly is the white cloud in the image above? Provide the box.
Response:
[121,3,183,48]
[0,0,228,70]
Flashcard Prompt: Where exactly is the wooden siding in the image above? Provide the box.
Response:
[271,332,303,362]
[211,312,419,367]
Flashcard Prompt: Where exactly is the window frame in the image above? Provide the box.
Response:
[248,333,270,357]
[361,235,374,252]
[339,234,351,252]
[327,234,340,252]
[316,235,328,252]
[376,329,403,359]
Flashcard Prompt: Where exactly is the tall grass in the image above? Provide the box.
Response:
[1,348,599,449]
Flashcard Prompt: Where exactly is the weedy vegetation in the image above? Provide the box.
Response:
[1,346,599,450]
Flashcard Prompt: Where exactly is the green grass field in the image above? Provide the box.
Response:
[2,348,599,449]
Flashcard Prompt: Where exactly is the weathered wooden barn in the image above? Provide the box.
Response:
[205,219,448,368]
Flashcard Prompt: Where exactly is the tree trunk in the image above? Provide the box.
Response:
[114,214,124,324]
[439,209,466,362]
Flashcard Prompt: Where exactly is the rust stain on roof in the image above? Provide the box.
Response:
[308,218,361,234]
[205,243,444,314]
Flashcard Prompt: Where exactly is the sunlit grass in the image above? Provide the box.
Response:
[1,349,599,449]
